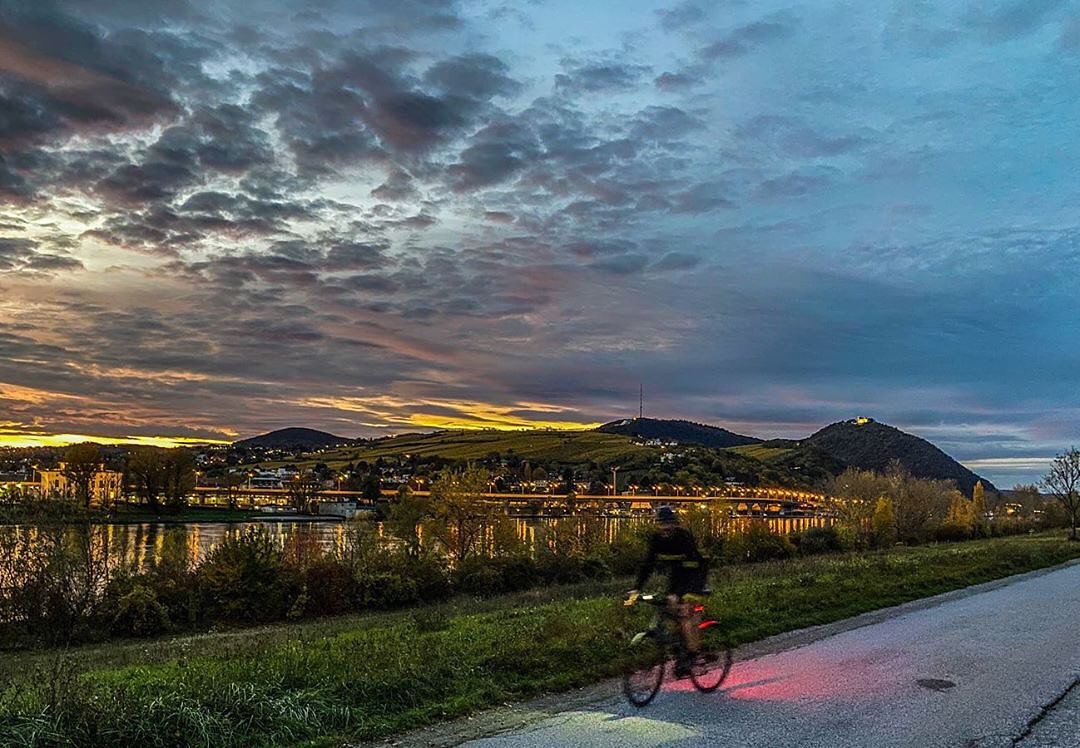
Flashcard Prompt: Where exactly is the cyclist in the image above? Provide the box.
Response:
[625,505,708,676]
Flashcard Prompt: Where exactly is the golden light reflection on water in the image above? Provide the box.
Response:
[0,515,832,576]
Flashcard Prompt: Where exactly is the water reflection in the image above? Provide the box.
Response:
[0,515,831,575]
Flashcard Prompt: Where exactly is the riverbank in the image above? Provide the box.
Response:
[2,531,1078,747]
[0,503,348,525]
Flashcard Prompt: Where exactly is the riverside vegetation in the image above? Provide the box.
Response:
[0,464,1073,745]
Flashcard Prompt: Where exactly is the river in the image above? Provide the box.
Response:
[0,515,831,575]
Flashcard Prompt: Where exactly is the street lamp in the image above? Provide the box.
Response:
[611,466,621,497]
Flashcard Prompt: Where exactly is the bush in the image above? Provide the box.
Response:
[457,565,504,596]
[355,571,420,608]
[400,553,452,603]
[608,525,648,576]
[111,584,170,637]
[934,523,972,542]
[300,557,357,617]
[793,525,843,555]
[487,555,540,592]
[537,552,612,584]
[197,527,299,623]
[724,522,796,563]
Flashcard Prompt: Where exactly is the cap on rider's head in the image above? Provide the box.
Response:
[656,505,677,524]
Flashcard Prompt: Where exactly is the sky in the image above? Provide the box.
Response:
[0,0,1078,487]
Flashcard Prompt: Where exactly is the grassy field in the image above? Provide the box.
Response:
[284,429,655,469]
[727,444,794,461]
[2,532,1079,747]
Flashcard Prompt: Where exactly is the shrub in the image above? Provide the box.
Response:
[486,555,540,592]
[934,523,972,542]
[537,552,612,584]
[111,584,170,637]
[300,557,357,617]
[457,565,504,596]
[400,553,452,603]
[608,524,649,576]
[834,522,868,551]
[871,497,898,548]
[197,527,299,623]
[724,522,796,563]
[793,525,843,555]
[355,571,420,608]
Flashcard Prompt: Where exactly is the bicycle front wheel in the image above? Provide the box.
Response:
[622,633,665,707]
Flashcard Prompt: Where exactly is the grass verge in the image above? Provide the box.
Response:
[2,532,1079,747]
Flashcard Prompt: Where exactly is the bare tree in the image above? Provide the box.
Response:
[62,443,103,508]
[287,469,324,514]
[162,448,196,512]
[127,447,165,509]
[1041,447,1080,541]
[222,471,245,509]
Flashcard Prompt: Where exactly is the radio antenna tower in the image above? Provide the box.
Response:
[639,383,644,420]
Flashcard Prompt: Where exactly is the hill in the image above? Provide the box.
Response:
[596,418,761,448]
[290,429,655,468]
[804,418,995,495]
[234,427,352,450]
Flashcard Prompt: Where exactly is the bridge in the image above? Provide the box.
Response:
[190,485,831,518]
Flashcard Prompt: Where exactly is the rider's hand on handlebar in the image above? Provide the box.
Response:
[624,590,640,607]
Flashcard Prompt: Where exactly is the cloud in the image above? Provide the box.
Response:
[554,61,652,95]
[969,0,1067,42]
[0,237,82,274]
[700,17,794,60]
[656,1,709,32]
[0,0,1076,488]
[424,53,521,99]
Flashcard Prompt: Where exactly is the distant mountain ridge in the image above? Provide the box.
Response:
[234,427,352,450]
[804,418,995,495]
[596,417,762,448]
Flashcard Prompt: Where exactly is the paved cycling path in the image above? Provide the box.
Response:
[403,561,1080,748]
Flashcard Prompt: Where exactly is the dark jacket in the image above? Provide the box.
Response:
[634,525,705,595]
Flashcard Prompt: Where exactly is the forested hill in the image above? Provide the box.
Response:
[596,418,762,448]
[234,427,352,450]
[804,418,994,495]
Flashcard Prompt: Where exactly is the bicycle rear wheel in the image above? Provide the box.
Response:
[622,633,665,707]
[688,645,733,692]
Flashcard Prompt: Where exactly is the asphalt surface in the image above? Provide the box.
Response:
[460,562,1080,748]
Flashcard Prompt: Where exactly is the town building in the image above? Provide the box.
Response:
[36,463,124,504]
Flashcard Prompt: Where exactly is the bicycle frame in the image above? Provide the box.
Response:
[629,594,719,657]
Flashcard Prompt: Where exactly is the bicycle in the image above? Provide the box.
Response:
[621,592,734,707]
